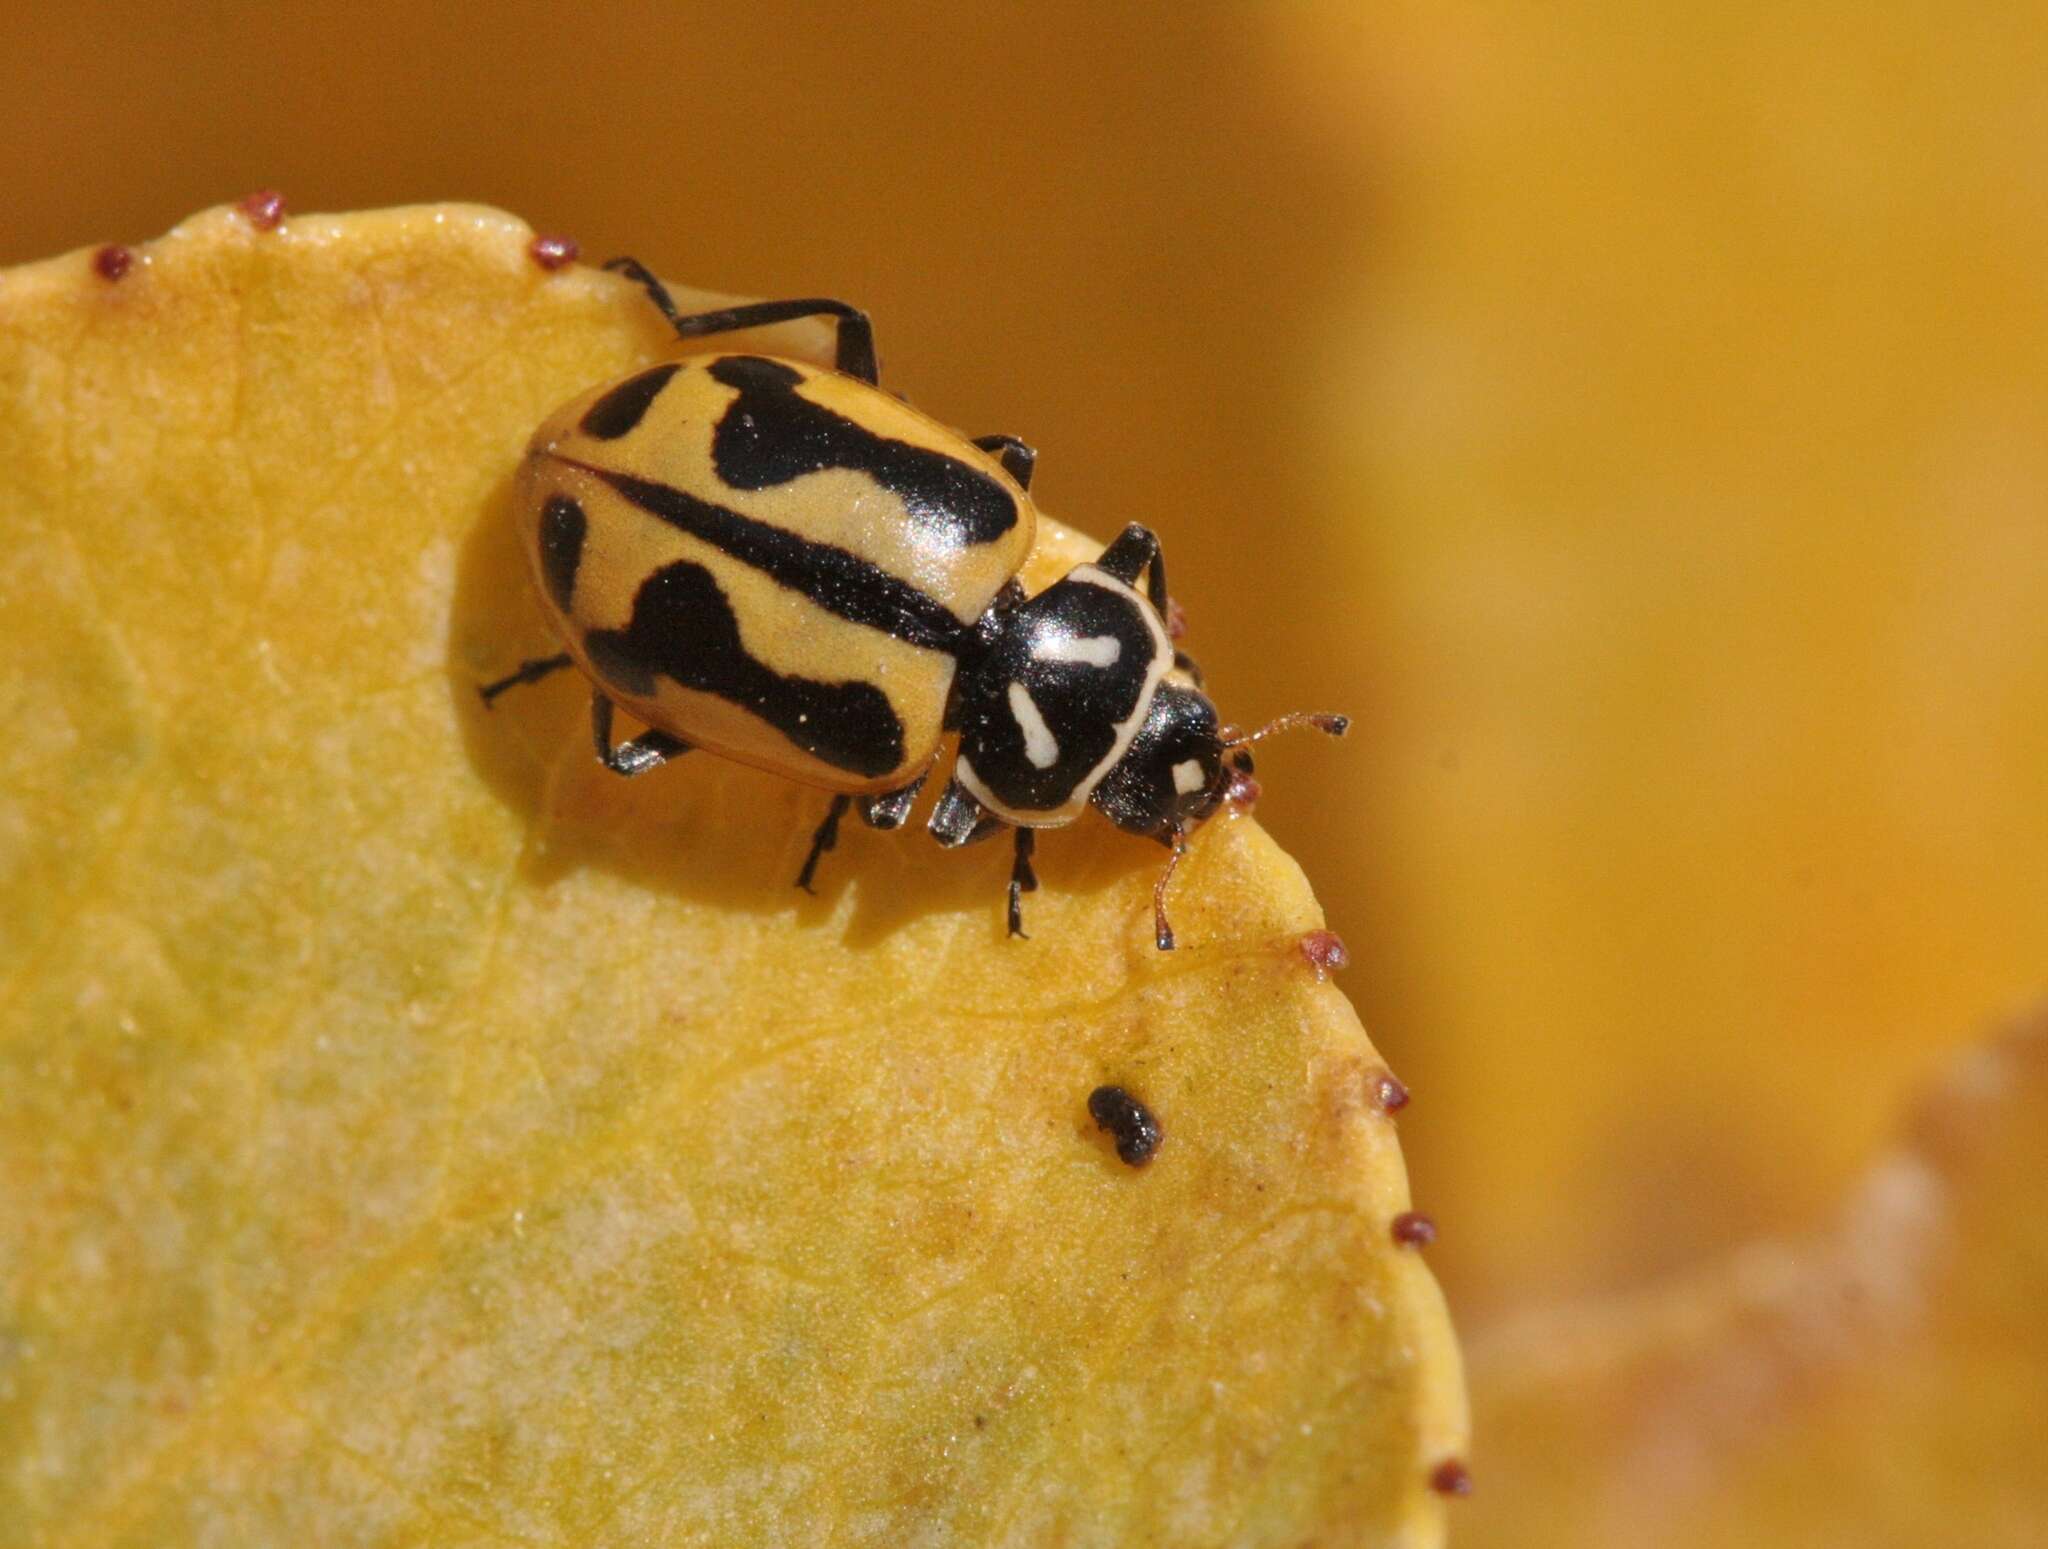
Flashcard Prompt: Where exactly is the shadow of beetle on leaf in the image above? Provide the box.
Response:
[446,471,1153,950]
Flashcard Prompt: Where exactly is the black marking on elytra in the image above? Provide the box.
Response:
[951,575,1159,814]
[558,458,971,654]
[1088,1085,1162,1167]
[538,495,587,611]
[579,362,681,440]
[581,559,904,778]
[707,355,1019,549]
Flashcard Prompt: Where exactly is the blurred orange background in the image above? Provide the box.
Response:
[7,0,2043,1515]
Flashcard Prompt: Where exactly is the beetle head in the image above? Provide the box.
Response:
[1090,685,1347,840]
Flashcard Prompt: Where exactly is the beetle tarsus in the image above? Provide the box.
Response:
[591,693,690,776]
[859,772,928,831]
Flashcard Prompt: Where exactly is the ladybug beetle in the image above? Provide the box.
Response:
[483,258,1344,949]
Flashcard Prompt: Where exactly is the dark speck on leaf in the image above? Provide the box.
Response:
[1088,1085,1162,1167]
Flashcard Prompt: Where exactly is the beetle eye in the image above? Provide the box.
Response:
[1231,750,1255,775]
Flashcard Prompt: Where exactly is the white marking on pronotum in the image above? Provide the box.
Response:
[1008,681,1060,769]
[1032,633,1122,668]
[1172,758,1206,796]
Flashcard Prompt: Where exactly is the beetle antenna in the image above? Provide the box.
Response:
[1220,711,1349,749]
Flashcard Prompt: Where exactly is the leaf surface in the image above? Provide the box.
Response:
[0,204,1464,1547]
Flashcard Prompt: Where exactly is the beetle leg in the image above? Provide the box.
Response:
[590,693,691,777]
[796,794,853,893]
[478,651,573,707]
[1008,827,1039,939]
[1098,523,1195,662]
[928,775,1004,847]
[602,258,879,384]
[1094,522,1173,621]
[971,434,1037,490]
[859,771,928,831]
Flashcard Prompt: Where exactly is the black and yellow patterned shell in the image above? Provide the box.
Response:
[514,352,1037,794]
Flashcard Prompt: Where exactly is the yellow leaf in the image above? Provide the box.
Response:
[1268,3,2048,1319]
[1464,1006,2048,1548]
[0,204,1464,1547]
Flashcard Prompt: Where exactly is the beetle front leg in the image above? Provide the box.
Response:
[1095,523,1171,618]
[1008,827,1039,939]
[591,693,691,777]
[1151,823,1188,952]
[796,794,853,893]
[1095,522,1198,674]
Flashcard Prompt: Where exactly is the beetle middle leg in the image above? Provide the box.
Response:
[859,771,929,831]
[971,435,1037,490]
[796,794,853,893]
[797,771,932,893]
[603,258,880,384]
[928,776,1004,848]
[927,778,1038,939]
[591,694,691,777]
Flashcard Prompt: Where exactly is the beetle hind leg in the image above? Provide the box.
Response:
[479,651,574,707]
[602,257,880,384]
